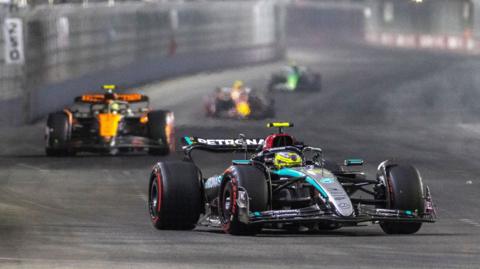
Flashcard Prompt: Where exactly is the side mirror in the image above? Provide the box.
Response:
[344,159,364,166]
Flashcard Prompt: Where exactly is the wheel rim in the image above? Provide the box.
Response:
[224,196,231,212]
[149,172,162,220]
[221,182,234,223]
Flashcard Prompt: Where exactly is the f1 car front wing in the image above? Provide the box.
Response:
[246,204,436,225]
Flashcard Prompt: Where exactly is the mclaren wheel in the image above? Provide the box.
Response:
[45,112,72,156]
[147,110,175,156]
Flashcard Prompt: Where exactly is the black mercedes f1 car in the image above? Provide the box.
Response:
[148,122,436,235]
[45,85,175,156]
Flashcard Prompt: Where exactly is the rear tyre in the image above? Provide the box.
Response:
[219,165,268,236]
[267,75,286,92]
[147,110,175,156]
[298,74,321,92]
[45,112,71,156]
[148,161,201,230]
[379,164,424,234]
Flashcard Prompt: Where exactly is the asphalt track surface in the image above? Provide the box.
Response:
[1,44,480,269]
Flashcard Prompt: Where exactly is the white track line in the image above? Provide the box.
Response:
[122,170,148,203]
[459,219,480,228]
[16,163,49,173]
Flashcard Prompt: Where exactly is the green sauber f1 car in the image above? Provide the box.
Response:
[148,122,436,235]
[268,65,321,92]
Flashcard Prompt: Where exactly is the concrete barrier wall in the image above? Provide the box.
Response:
[0,1,284,125]
[0,8,26,124]
[284,2,365,48]
[364,0,478,53]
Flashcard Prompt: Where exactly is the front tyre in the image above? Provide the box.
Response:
[379,164,424,234]
[149,161,201,230]
[219,165,268,236]
[45,112,72,156]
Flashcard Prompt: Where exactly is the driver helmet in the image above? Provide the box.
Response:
[231,80,245,101]
[104,99,120,114]
[273,151,303,169]
[232,80,244,90]
[110,101,120,112]
[288,61,300,74]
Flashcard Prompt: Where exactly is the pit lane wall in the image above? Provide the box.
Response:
[0,2,284,124]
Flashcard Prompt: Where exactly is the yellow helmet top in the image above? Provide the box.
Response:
[273,151,302,169]
[233,80,244,89]
[110,102,120,111]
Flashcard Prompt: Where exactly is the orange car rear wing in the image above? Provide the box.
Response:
[75,93,149,103]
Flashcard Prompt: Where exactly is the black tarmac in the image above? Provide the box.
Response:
[1,45,480,268]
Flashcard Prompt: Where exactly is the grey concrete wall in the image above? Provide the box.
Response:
[0,7,25,124]
[365,0,472,35]
[285,2,365,48]
[0,1,284,125]
[364,0,477,52]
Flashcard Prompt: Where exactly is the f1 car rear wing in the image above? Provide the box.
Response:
[74,94,149,104]
[181,123,294,160]
[182,136,264,160]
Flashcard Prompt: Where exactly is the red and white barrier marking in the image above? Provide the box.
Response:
[366,32,478,54]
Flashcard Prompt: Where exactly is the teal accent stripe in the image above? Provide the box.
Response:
[233,160,251,165]
[274,168,303,177]
[184,136,193,145]
[305,177,328,198]
[273,168,328,198]
[346,158,363,165]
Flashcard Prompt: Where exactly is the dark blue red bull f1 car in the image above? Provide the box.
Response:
[148,122,436,235]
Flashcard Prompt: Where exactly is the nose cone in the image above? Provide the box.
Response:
[301,167,354,217]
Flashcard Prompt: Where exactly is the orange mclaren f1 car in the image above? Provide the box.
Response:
[45,85,175,156]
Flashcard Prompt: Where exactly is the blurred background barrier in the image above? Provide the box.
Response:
[6,0,475,125]
[364,0,479,52]
[0,0,368,125]
[0,1,285,124]
[284,1,365,48]
[1,7,25,124]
